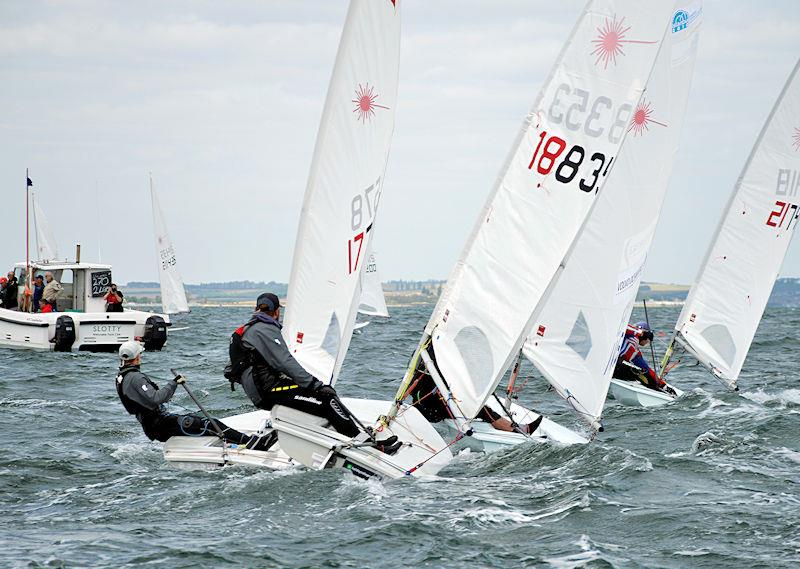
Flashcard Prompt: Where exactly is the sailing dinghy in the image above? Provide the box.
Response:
[354,252,390,330]
[270,0,675,478]
[164,0,443,475]
[527,1,701,417]
[149,174,190,316]
[657,57,800,396]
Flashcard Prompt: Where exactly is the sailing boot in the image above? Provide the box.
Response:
[524,415,544,435]
[245,431,278,452]
[374,435,402,455]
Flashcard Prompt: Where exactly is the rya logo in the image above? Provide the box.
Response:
[672,10,689,33]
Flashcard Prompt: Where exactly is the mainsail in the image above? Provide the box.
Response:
[31,192,59,262]
[663,57,800,389]
[358,253,389,318]
[150,175,190,315]
[392,0,674,423]
[524,2,702,429]
[282,0,401,384]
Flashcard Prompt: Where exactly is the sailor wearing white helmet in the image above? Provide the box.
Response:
[115,340,275,450]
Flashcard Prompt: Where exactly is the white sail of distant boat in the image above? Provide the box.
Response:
[661,57,800,390]
[282,0,401,385]
[523,2,702,430]
[150,174,190,315]
[31,192,59,262]
[358,253,389,318]
[389,0,674,427]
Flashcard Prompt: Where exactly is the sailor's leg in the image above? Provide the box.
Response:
[272,387,361,437]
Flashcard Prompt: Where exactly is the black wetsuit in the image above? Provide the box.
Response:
[239,313,360,437]
[115,364,254,444]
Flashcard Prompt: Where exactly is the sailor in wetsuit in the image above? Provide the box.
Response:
[115,340,275,450]
[237,292,401,454]
[613,322,673,393]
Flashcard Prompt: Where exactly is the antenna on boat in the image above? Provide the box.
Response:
[25,169,32,313]
[95,179,102,263]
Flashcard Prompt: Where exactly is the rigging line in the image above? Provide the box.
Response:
[492,394,530,438]
[405,431,464,476]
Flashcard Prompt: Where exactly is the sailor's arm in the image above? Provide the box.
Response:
[247,330,323,389]
[123,373,178,410]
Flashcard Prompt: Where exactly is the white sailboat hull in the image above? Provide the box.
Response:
[162,410,296,470]
[272,398,452,480]
[443,399,587,452]
[607,378,683,407]
[0,307,170,352]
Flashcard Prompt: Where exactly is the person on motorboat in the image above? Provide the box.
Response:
[42,272,62,311]
[32,275,45,312]
[613,322,673,394]
[104,284,124,312]
[115,340,276,450]
[3,272,19,310]
[231,292,401,455]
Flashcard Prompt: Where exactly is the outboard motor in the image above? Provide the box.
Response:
[143,315,168,351]
[53,315,76,352]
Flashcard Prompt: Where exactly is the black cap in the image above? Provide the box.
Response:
[256,292,281,311]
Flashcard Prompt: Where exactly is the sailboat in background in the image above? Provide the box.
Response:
[355,252,390,330]
[528,1,701,419]
[163,0,423,472]
[31,192,60,262]
[271,0,675,478]
[659,57,800,395]
[149,174,189,315]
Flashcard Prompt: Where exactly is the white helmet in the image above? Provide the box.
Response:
[119,340,144,362]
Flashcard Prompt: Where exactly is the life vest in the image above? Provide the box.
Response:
[115,367,159,417]
[224,317,260,390]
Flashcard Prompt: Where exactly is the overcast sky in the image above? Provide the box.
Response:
[2,1,799,286]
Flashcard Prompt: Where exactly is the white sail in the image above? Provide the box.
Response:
[397,0,674,422]
[31,192,59,262]
[669,57,800,388]
[282,0,401,384]
[358,253,389,318]
[524,2,702,429]
[150,175,190,315]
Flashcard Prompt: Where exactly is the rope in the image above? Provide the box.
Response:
[405,430,465,476]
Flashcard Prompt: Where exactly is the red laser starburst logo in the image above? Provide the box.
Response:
[793,127,800,151]
[591,15,657,69]
[352,83,389,123]
[628,99,667,137]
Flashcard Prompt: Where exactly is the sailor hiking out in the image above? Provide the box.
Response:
[613,322,674,395]
[115,340,275,450]
[229,293,401,455]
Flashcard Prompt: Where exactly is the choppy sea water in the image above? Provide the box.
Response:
[1,304,798,568]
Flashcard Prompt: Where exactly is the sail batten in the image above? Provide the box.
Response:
[670,57,800,388]
[282,0,401,385]
[525,1,703,428]
[402,0,675,422]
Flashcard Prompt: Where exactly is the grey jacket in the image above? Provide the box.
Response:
[116,365,177,417]
[240,318,322,396]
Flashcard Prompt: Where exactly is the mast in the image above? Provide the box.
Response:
[25,169,31,313]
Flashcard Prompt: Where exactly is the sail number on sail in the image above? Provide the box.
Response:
[347,176,382,274]
[530,83,634,193]
[766,169,800,230]
[159,246,177,270]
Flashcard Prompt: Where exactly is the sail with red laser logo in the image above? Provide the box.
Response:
[389,0,675,427]
[524,1,702,429]
[281,0,401,385]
